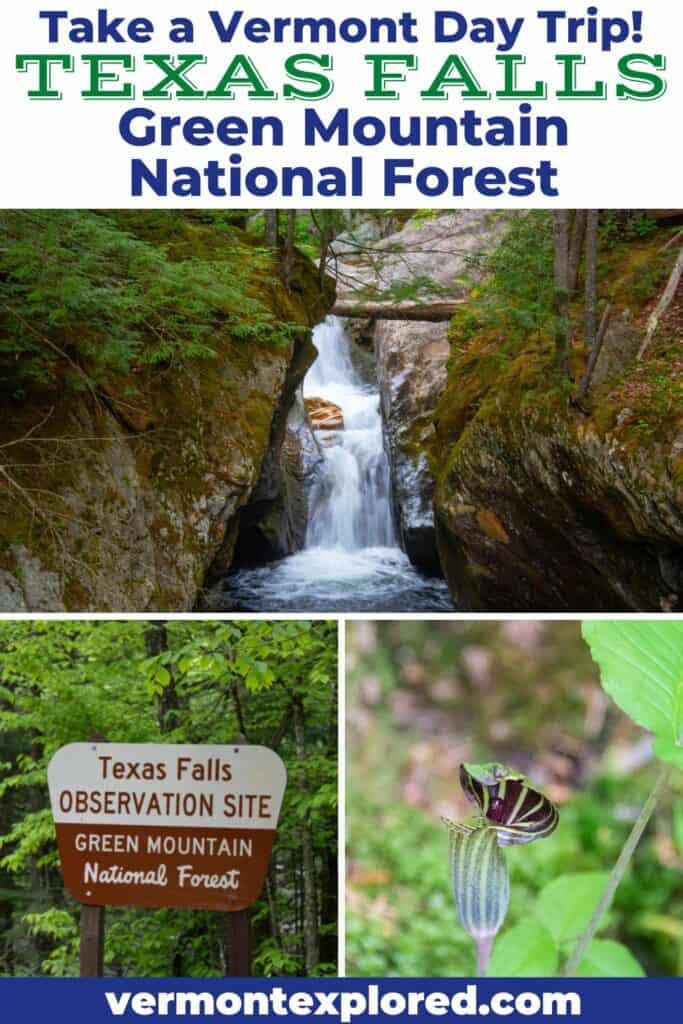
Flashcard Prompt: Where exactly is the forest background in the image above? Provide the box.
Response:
[0,619,338,977]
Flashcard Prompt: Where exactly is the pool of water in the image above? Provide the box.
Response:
[219,546,453,612]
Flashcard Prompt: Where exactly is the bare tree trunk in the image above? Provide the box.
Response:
[584,210,599,350]
[145,622,180,735]
[319,672,338,969]
[264,211,279,249]
[568,210,587,294]
[576,302,613,406]
[310,210,336,289]
[230,659,249,743]
[292,694,319,975]
[637,245,683,360]
[282,211,297,288]
[553,210,572,375]
[265,868,283,951]
[145,621,167,658]
[318,847,337,967]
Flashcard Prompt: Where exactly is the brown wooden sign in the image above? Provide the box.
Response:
[47,742,286,912]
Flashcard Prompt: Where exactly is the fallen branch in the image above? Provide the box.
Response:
[637,244,683,360]
[575,302,613,407]
[0,408,55,450]
[331,300,463,322]
[660,229,683,252]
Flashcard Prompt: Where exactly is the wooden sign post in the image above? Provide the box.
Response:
[80,904,104,977]
[47,742,286,976]
[224,908,253,977]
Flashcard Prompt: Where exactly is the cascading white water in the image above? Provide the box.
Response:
[223,316,452,611]
[303,317,395,551]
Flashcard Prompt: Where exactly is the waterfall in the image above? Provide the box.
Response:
[222,316,452,611]
[303,317,395,552]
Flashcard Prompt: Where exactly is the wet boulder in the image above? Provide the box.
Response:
[432,319,683,612]
[376,320,451,575]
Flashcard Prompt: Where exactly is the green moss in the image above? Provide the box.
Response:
[432,222,682,499]
[398,412,438,470]
[598,234,676,313]
[672,455,683,490]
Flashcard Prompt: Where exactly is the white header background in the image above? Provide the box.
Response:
[0,0,680,208]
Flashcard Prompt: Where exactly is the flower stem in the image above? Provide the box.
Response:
[476,935,493,976]
[564,762,673,976]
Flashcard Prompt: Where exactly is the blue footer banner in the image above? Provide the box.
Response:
[0,978,677,1023]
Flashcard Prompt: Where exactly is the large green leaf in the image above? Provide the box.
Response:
[576,939,645,977]
[535,872,609,946]
[488,919,559,977]
[582,621,683,740]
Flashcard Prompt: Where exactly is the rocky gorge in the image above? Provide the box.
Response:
[328,208,683,611]
[1,208,681,612]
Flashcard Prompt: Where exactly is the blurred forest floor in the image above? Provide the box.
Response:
[346,621,683,976]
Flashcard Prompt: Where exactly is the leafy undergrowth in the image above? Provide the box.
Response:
[589,325,683,457]
[346,621,683,977]
[0,210,301,400]
[347,797,668,976]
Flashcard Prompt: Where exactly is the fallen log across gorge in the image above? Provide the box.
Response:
[330,300,464,322]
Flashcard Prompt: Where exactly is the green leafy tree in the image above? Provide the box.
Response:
[0,620,337,977]
[0,211,294,399]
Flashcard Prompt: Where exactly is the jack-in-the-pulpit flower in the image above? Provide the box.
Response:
[445,762,559,973]
[459,762,559,846]
[450,827,510,974]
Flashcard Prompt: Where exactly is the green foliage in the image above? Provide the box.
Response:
[346,794,657,978]
[568,621,683,976]
[582,621,683,742]
[23,908,80,976]
[360,275,450,305]
[452,212,554,347]
[599,211,659,247]
[653,738,683,769]
[0,211,293,398]
[0,620,337,977]
[535,873,609,946]
[248,210,348,268]
[489,874,643,977]
[487,919,558,977]
[576,939,645,977]
[630,374,683,442]
[347,804,471,976]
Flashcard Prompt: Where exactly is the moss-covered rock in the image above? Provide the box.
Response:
[0,215,333,611]
[376,319,451,574]
[432,233,683,612]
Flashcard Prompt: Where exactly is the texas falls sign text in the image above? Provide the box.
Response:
[47,742,287,912]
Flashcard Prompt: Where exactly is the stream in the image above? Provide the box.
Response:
[222,317,453,612]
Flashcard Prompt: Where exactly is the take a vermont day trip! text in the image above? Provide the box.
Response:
[14,7,668,199]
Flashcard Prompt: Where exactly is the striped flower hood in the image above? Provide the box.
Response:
[459,762,559,847]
